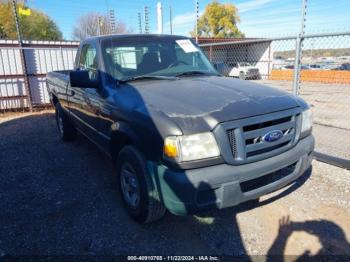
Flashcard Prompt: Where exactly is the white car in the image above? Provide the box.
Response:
[228,62,261,80]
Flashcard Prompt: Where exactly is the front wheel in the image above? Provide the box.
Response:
[55,103,77,142]
[239,71,246,80]
[116,146,166,223]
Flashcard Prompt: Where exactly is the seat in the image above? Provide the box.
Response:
[138,52,161,74]
[104,52,122,78]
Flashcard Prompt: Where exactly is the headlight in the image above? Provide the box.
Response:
[301,109,313,134]
[164,132,220,162]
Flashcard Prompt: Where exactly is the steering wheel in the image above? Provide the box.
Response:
[167,60,189,68]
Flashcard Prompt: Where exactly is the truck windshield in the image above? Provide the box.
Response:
[101,36,218,81]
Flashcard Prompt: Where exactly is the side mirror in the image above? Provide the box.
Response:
[69,70,99,88]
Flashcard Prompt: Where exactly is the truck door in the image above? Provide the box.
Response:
[68,43,105,145]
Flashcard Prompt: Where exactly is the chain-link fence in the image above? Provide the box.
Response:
[299,33,350,161]
[199,31,350,165]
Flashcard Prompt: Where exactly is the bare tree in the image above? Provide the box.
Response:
[72,12,131,41]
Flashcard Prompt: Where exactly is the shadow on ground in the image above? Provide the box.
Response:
[0,113,349,257]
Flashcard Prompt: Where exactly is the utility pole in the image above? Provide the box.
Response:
[109,9,116,34]
[138,12,143,34]
[293,0,307,96]
[11,0,32,111]
[97,16,101,35]
[195,0,199,43]
[169,5,173,35]
[157,1,163,34]
[144,6,149,34]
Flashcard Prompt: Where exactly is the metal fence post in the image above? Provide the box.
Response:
[292,0,307,96]
[11,0,32,111]
[60,47,65,70]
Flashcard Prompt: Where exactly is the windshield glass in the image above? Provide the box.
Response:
[101,36,218,81]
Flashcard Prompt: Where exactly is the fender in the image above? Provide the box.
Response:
[109,120,161,161]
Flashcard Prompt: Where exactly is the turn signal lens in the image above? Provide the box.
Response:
[164,137,178,158]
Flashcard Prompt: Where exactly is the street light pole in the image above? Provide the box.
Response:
[169,5,173,35]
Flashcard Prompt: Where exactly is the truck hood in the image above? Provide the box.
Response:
[128,76,303,134]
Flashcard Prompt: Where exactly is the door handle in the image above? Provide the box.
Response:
[68,90,75,96]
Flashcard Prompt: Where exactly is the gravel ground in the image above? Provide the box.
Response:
[0,112,350,258]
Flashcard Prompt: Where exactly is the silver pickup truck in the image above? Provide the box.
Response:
[47,34,314,223]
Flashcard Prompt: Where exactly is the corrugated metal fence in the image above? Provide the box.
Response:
[0,40,78,110]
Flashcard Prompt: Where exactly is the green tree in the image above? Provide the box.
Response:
[192,1,244,38]
[0,1,62,40]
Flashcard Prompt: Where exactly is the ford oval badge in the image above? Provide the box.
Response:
[263,130,283,143]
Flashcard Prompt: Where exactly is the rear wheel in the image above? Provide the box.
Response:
[116,146,166,223]
[55,103,77,141]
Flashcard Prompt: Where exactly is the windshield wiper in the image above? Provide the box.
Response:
[119,75,178,83]
[175,70,219,77]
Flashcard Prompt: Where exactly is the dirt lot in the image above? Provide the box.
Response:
[0,111,349,258]
[253,80,350,160]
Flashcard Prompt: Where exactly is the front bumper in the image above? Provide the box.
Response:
[148,135,314,215]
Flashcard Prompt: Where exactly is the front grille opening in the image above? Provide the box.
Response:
[246,142,289,157]
[227,129,237,158]
[240,162,297,193]
[243,116,292,132]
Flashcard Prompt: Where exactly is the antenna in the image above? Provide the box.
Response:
[144,6,150,34]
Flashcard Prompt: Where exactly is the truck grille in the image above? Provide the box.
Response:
[227,129,237,158]
[222,109,301,164]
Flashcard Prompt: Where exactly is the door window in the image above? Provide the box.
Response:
[79,44,98,80]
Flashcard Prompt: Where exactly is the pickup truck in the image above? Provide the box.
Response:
[47,34,314,223]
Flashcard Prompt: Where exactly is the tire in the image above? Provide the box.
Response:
[239,71,246,80]
[116,146,166,223]
[55,103,77,142]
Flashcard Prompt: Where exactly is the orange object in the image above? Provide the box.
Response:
[269,69,350,84]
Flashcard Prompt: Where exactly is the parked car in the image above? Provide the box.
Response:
[228,62,261,80]
[282,65,310,70]
[336,63,350,70]
[47,34,314,223]
[308,64,322,70]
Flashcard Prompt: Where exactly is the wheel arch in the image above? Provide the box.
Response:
[109,122,139,162]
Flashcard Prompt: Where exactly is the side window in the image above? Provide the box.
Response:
[79,44,98,80]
